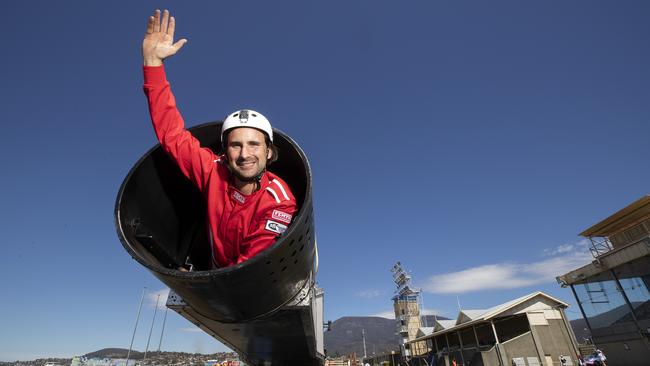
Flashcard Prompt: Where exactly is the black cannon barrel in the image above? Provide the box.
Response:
[115,122,316,323]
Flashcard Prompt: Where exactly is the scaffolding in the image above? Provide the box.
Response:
[391,262,427,358]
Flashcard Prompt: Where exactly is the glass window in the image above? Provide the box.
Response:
[574,271,633,330]
[613,257,650,325]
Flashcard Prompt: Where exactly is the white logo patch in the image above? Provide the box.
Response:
[232,191,246,204]
[265,220,288,234]
[272,210,292,224]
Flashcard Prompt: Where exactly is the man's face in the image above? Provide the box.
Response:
[225,127,272,182]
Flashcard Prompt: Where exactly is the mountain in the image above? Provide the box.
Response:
[324,316,399,357]
[324,315,448,357]
[570,318,591,344]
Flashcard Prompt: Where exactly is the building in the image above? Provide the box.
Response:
[391,262,428,358]
[409,292,579,366]
[557,195,650,366]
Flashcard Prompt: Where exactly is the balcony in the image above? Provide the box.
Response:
[588,236,614,258]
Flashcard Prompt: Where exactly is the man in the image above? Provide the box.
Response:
[595,349,606,366]
[141,9,296,268]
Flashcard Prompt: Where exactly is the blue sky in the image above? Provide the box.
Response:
[1,0,649,361]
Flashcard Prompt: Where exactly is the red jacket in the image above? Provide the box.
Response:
[143,66,296,268]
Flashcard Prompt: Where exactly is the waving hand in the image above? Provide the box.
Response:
[142,9,187,66]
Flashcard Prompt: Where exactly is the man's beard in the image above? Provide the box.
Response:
[232,169,264,182]
[232,159,266,183]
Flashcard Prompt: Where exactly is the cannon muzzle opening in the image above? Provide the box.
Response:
[115,122,317,323]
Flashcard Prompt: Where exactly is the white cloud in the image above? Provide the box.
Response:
[180,327,204,333]
[371,310,395,319]
[421,241,593,294]
[358,289,384,299]
[543,239,590,256]
[147,288,170,310]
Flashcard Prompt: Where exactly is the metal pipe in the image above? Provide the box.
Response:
[126,287,146,366]
[143,293,160,360]
[157,307,168,352]
[490,320,504,366]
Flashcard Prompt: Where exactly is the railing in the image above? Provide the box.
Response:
[588,236,613,258]
[589,235,650,258]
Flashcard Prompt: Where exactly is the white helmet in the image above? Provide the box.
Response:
[221,109,273,144]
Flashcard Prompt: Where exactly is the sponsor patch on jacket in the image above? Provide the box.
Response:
[271,210,293,224]
[232,191,246,204]
[265,220,288,234]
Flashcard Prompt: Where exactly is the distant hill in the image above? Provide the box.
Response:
[324,316,399,357]
[84,349,143,359]
[570,318,591,343]
[324,315,448,357]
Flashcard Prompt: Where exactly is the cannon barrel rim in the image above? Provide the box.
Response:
[114,121,312,279]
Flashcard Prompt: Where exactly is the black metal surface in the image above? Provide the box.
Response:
[115,122,316,323]
[174,301,321,366]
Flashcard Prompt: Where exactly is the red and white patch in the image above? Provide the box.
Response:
[272,210,293,224]
[232,191,246,204]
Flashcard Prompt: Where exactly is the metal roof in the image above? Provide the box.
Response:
[456,309,489,324]
[434,319,457,331]
[580,195,650,237]
[409,291,569,343]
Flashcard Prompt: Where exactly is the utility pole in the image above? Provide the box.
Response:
[362,328,367,358]
[126,287,147,366]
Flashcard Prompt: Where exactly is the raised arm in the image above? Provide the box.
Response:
[142,9,188,66]
[142,10,216,192]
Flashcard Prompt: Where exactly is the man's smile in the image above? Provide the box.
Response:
[237,160,256,168]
